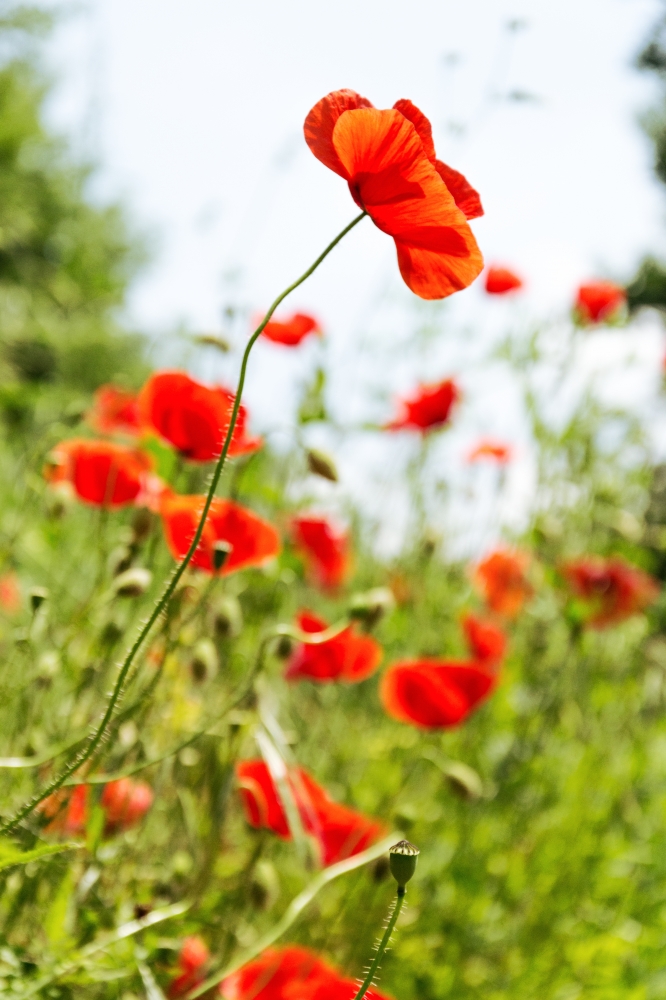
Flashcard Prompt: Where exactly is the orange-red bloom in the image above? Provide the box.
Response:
[160,494,280,575]
[100,778,153,834]
[169,937,210,998]
[139,371,261,462]
[574,281,626,324]
[285,610,382,683]
[292,515,350,589]
[381,659,497,729]
[261,312,321,346]
[467,439,512,464]
[461,612,507,667]
[0,573,21,613]
[385,377,460,433]
[40,784,90,836]
[304,89,483,299]
[87,384,141,436]
[561,556,659,628]
[45,439,153,507]
[236,760,385,867]
[222,946,392,1000]
[485,266,523,295]
[474,549,533,618]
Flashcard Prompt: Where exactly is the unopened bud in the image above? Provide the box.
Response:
[113,567,152,598]
[212,596,242,639]
[348,587,396,630]
[442,761,483,801]
[213,540,233,572]
[389,840,419,890]
[191,638,218,682]
[29,587,48,613]
[274,634,294,659]
[306,448,338,483]
[131,507,154,545]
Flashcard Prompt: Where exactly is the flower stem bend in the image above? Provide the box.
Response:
[353,888,405,1000]
[0,211,367,836]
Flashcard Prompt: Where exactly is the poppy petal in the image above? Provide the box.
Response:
[381,660,496,728]
[304,88,374,178]
[434,160,484,219]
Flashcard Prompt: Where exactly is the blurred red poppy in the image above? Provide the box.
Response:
[169,936,210,998]
[574,281,626,324]
[385,377,460,433]
[40,784,89,836]
[45,439,153,507]
[236,760,385,867]
[381,658,497,729]
[160,494,280,575]
[0,573,21,613]
[292,515,350,589]
[87,384,141,436]
[285,610,382,683]
[561,556,659,628]
[474,550,533,618]
[261,312,322,346]
[222,945,392,1000]
[304,89,483,299]
[462,612,507,666]
[467,439,512,464]
[100,778,153,834]
[484,266,523,295]
[139,371,261,462]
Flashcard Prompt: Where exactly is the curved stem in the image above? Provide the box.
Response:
[0,211,366,836]
[353,889,405,1000]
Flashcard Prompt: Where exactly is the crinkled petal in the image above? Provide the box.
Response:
[435,160,484,219]
[304,89,374,178]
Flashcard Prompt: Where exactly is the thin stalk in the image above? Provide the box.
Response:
[353,889,405,1000]
[0,211,366,836]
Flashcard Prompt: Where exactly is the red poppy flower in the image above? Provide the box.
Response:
[100,778,153,834]
[484,266,523,295]
[169,936,210,999]
[292,515,350,589]
[87,384,141,436]
[261,312,322,346]
[285,610,382,684]
[574,281,626,324]
[44,439,153,507]
[160,494,280,575]
[40,784,90,836]
[0,573,21,613]
[385,377,460,433]
[304,89,483,300]
[381,657,496,729]
[222,945,393,1000]
[236,760,385,867]
[474,549,533,618]
[462,613,507,666]
[561,556,659,628]
[139,371,261,462]
[467,439,512,464]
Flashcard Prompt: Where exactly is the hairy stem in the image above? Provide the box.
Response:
[353,889,405,1000]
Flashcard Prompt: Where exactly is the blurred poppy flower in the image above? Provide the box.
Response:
[484,266,523,295]
[292,515,350,588]
[467,439,512,464]
[381,658,497,729]
[462,612,507,666]
[261,312,322,346]
[160,494,280,575]
[385,377,460,433]
[0,573,21,613]
[222,945,392,1000]
[139,371,261,462]
[304,89,483,299]
[87,384,141,436]
[474,549,533,618]
[574,281,626,325]
[236,760,385,866]
[100,778,153,834]
[40,784,89,836]
[285,610,382,683]
[169,936,210,998]
[44,439,153,507]
[561,556,659,628]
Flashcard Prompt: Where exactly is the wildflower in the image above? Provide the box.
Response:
[484,266,523,295]
[467,439,512,464]
[574,281,626,324]
[261,312,321,346]
[169,936,210,998]
[381,658,497,728]
[474,549,533,617]
[138,371,261,462]
[385,377,460,432]
[222,945,392,1000]
[100,778,153,834]
[304,89,483,299]
[87,384,141,436]
[160,494,280,575]
[285,610,382,683]
[561,555,659,628]
[236,760,385,867]
[461,612,507,666]
[44,439,153,507]
[40,784,89,836]
[292,515,349,588]
[0,572,21,613]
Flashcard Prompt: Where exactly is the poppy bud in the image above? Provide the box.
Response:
[108,545,133,577]
[193,332,231,352]
[442,761,483,801]
[191,638,218,682]
[348,587,396,629]
[29,587,48,613]
[389,840,419,890]
[213,540,233,572]
[274,634,294,659]
[131,507,154,545]
[113,567,152,598]
[306,448,339,482]
[212,596,242,639]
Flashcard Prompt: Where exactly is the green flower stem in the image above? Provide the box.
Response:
[0,211,367,836]
[353,889,405,1000]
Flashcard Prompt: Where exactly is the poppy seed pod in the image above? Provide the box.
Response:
[213,539,233,572]
[348,587,396,629]
[306,448,338,482]
[389,840,420,889]
[113,567,152,598]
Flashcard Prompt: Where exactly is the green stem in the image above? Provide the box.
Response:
[353,889,405,1000]
[0,211,366,836]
